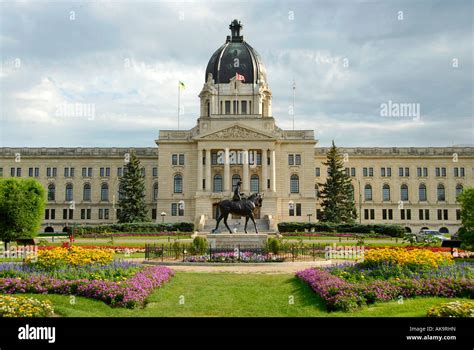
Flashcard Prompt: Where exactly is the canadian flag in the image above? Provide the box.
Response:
[235,73,245,81]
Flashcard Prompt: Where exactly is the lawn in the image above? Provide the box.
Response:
[12,272,469,317]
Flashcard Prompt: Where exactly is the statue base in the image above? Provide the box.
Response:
[206,233,268,249]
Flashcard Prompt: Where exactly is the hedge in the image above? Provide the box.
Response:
[73,222,194,236]
[277,222,405,237]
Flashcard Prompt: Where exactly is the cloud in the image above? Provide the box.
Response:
[0,0,472,147]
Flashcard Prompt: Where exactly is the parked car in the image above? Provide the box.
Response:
[416,229,448,242]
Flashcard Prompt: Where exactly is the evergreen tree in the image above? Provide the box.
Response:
[117,151,150,223]
[318,140,357,223]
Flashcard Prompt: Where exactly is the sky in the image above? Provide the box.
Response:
[0,0,473,148]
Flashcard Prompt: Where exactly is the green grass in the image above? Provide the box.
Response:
[10,272,469,317]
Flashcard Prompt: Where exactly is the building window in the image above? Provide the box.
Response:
[232,174,241,191]
[456,184,463,199]
[65,183,73,202]
[62,209,73,220]
[399,167,409,177]
[0,168,3,177]
[454,167,465,177]
[364,209,375,220]
[437,183,445,201]
[290,175,299,193]
[225,101,231,114]
[400,209,411,220]
[47,184,55,201]
[296,203,301,216]
[99,208,109,220]
[387,167,391,177]
[364,209,369,220]
[382,184,390,201]
[456,209,461,221]
[152,209,157,220]
[171,203,184,216]
[437,209,448,221]
[45,209,49,220]
[241,100,247,114]
[435,167,446,177]
[152,167,158,177]
[117,167,123,177]
[118,184,124,200]
[64,167,75,177]
[364,184,372,201]
[400,184,409,202]
[419,184,427,201]
[151,182,158,201]
[174,174,183,193]
[381,168,385,177]
[141,168,145,177]
[382,209,393,220]
[315,167,321,177]
[213,174,222,192]
[101,183,109,201]
[288,154,294,166]
[83,184,91,201]
[345,168,350,177]
[172,154,178,165]
[81,209,91,220]
[351,168,356,177]
[316,209,322,220]
[179,154,185,165]
[100,167,111,177]
[363,168,373,177]
[82,167,92,177]
[295,154,301,165]
[250,175,259,193]
[417,168,425,177]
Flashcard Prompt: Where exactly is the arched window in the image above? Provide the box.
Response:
[153,183,158,201]
[437,183,445,201]
[174,174,183,193]
[83,183,91,201]
[382,184,390,201]
[364,184,372,201]
[250,175,259,193]
[419,184,427,201]
[400,184,409,201]
[290,175,299,193]
[213,174,222,192]
[232,174,241,191]
[47,183,55,201]
[101,183,109,201]
[456,184,463,199]
[65,183,73,201]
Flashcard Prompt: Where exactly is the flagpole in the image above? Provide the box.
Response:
[292,79,296,130]
[177,81,180,130]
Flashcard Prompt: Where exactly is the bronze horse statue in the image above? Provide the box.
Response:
[212,193,264,234]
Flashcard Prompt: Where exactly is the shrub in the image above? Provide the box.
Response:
[277,222,404,237]
[427,301,474,317]
[190,236,207,255]
[74,222,194,237]
[267,237,281,254]
[0,295,54,317]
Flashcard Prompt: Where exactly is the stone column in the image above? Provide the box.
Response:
[242,149,249,192]
[205,149,211,192]
[197,148,203,191]
[261,148,268,192]
[271,149,276,192]
[224,148,230,192]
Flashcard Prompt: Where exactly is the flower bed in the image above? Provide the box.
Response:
[0,260,141,281]
[296,268,474,312]
[0,266,174,308]
[183,251,284,263]
[0,295,54,317]
[38,245,145,254]
[27,246,114,269]
[427,301,474,317]
[361,247,453,269]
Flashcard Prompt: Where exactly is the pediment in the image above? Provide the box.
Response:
[196,124,275,140]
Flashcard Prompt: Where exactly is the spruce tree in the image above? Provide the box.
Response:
[318,140,357,223]
[117,151,150,223]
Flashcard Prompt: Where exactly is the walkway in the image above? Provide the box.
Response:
[143,259,350,274]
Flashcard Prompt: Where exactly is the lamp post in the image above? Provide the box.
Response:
[160,212,167,224]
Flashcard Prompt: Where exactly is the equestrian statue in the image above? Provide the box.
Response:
[212,180,264,234]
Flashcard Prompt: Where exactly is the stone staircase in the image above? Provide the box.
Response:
[202,218,271,233]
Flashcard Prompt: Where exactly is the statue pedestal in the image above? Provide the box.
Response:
[206,233,268,249]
